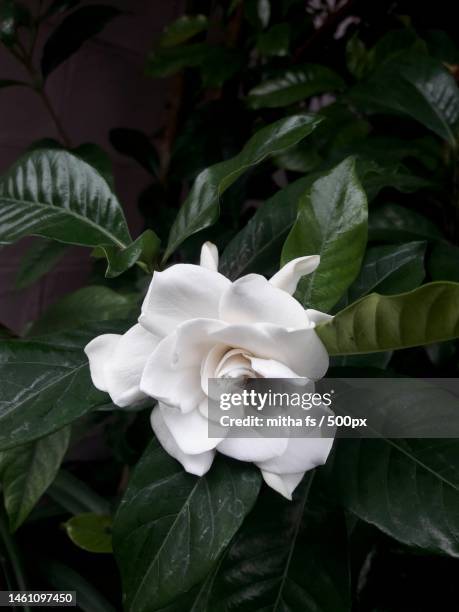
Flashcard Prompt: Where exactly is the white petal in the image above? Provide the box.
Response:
[151,406,215,476]
[140,334,203,413]
[269,255,320,295]
[160,404,224,454]
[306,309,333,325]
[200,344,228,395]
[85,324,158,407]
[217,435,288,462]
[141,319,225,412]
[209,323,329,380]
[261,470,305,500]
[85,333,120,392]
[200,241,219,271]
[248,356,301,378]
[139,264,230,336]
[257,436,334,474]
[219,274,308,329]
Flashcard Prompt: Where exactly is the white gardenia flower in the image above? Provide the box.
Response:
[85,242,334,499]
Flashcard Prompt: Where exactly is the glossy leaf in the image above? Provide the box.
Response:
[15,238,68,289]
[163,114,323,261]
[247,64,344,108]
[48,469,110,515]
[220,176,314,280]
[159,15,208,47]
[316,282,459,355]
[64,513,112,553]
[0,428,70,531]
[199,475,350,611]
[95,229,160,278]
[351,53,459,145]
[0,325,120,451]
[282,157,368,312]
[41,5,122,78]
[113,440,261,612]
[38,559,117,612]
[28,286,137,335]
[327,437,459,556]
[345,241,426,303]
[369,203,443,242]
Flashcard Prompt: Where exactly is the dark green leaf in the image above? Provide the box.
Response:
[43,1,80,19]
[369,203,443,242]
[41,5,122,78]
[163,114,323,261]
[244,0,270,29]
[200,476,350,611]
[64,513,112,553]
[220,176,314,280]
[327,437,459,556]
[247,64,344,108]
[95,229,160,278]
[0,428,70,531]
[48,469,110,515]
[15,238,68,289]
[73,143,114,188]
[159,14,208,47]
[0,1,30,47]
[357,158,432,200]
[109,128,159,177]
[0,504,29,594]
[282,157,368,312]
[0,79,27,89]
[346,241,426,303]
[0,149,137,275]
[146,43,209,77]
[113,440,261,612]
[350,53,459,145]
[0,325,121,451]
[38,558,117,612]
[428,242,459,282]
[28,286,137,335]
[316,282,459,355]
[256,23,290,57]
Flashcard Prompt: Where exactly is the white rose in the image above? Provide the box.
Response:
[85,242,334,499]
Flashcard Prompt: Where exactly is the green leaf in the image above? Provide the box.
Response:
[41,5,122,78]
[113,440,261,612]
[0,428,70,531]
[428,242,459,282]
[356,158,432,200]
[345,241,426,304]
[43,0,80,19]
[369,203,443,242]
[163,114,323,261]
[256,23,290,57]
[146,43,209,77]
[350,53,459,145]
[0,149,130,247]
[159,15,208,47]
[28,286,137,335]
[73,143,114,188]
[0,79,27,89]
[48,469,110,515]
[15,238,68,289]
[0,325,120,451]
[95,229,160,278]
[38,558,117,612]
[0,1,30,47]
[0,504,29,595]
[282,157,368,312]
[247,64,344,108]
[200,476,350,611]
[327,437,459,556]
[64,513,112,553]
[220,177,315,280]
[316,282,459,355]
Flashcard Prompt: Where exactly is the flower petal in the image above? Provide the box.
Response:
[160,403,224,454]
[261,470,305,500]
[139,264,230,336]
[248,356,302,378]
[306,309,333,325]
[217,435,288,463]
[151,406,215,476]
[219,274,308,329]
[209,323,329,380]
[200,241,219,271]
[85,324,158,407]
[257,436,334,475]
[269,255,320,295]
